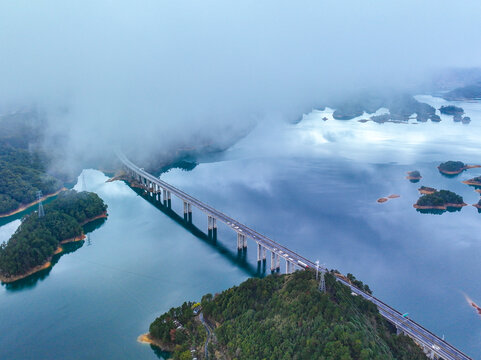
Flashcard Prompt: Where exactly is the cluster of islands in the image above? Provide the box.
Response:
[407,161,481,213]
[314,87,477,125]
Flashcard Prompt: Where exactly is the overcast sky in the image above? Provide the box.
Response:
[1,1,480,167]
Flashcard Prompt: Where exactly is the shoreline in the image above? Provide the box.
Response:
[0,187,67,218]
[413,203,467,210]
[59,234,86,244]
[137,333,174,352]
[462,180,481,187]
[0,261,52,283]
[1,212,108,284]
[418,187,436,195]
[80,211,108,226]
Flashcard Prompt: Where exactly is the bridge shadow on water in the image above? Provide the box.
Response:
[2,218,107,292]
[129,185,267,279]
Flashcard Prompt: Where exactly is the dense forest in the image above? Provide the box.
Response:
[438,161,466,173]
[0,112,63,215]
[416,190,464,207]
[0,190,107,279]
[149,271,427,360]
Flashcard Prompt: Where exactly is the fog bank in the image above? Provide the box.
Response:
[1,1,480,170]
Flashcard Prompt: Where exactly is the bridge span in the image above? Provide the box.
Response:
[117,151,471,360]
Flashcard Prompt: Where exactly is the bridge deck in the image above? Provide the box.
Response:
[117,152,471,360]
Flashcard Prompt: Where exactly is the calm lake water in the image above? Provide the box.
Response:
[1,95,481,359]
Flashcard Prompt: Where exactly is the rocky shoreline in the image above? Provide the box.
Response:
[413,203,467,210]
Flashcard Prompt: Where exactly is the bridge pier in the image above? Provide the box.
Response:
[183,203,192,222]
[285,260,290,274]
[163,189,167,206]
[237,233,247,250]
[183,201,189,221]
[257,244,266,263]
[207,216,217,239]
[167,191,171,208]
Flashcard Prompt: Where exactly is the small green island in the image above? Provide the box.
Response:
[406,170,422,182]
[439,105,464,116]
[0,190,108,283]
[437,161,480,175]
[414,190,466,210]
[418,186,436,195]
[141,270,427,360]
[463,176,481,187]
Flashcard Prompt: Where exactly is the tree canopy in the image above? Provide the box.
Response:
[0,190,107,278]
[150,271,427,360]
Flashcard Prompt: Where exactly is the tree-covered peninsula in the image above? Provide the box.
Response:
[144,270,427,360]
[0,112,64,216]
[414,190,465,210]
[0,190,107,282]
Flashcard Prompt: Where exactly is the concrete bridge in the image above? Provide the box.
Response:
[117,151,472,360]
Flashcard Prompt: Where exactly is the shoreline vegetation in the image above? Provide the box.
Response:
[0,187,67,218]
[144,271,427,360]
[0,191,108,284]
[137,333,175,352]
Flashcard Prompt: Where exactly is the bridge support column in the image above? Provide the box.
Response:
[187,203,192,223]
[212,217,217,240]
[237,233,246,250]
[167,191,171,208]
[285,260,290,274]
[208,216,214,238]
[183,201,188,221]
[270,252,276,271]
[257,243,261,262]
[163,189,167,206]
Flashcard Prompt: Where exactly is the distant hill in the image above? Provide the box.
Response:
[443,82,481,100]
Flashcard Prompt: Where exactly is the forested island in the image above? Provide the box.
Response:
[143,270,427,360]
[463,176,481,187]
[0,111,64,216]
[406,170,422,181]
[437,161,480,175]
[0,190,107,283]
[414,190,466,210]
[439,105,464,115]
